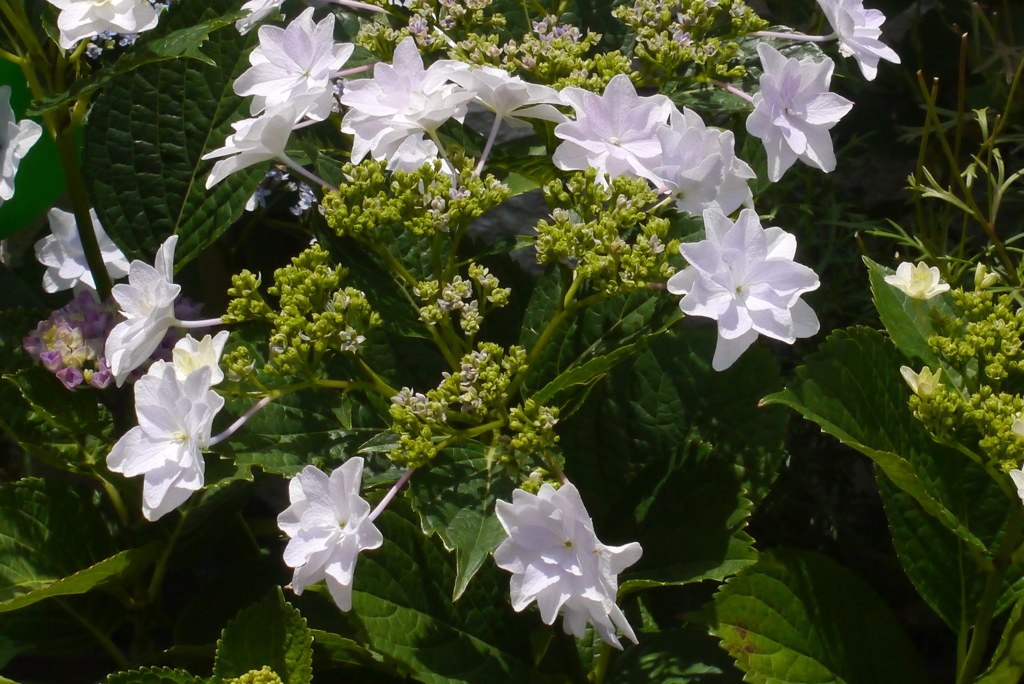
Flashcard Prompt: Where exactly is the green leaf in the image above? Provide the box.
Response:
[704,548,930,684]
[343,506,540,683]
[763,327,1003,555]
[106,667,204,684]
[85,0,263,265]
[977,594,1024,684]
[5,366,113,438]
[309,629,387,670]
[865,257,964,388]
[213,587,314,684]
[0,544,160,613]
[406,444,516,600]
[531,341,641,414]
[608,624,745,684]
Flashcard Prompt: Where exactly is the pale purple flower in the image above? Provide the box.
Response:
[233,8,355,122]
[105,236,182,386]
[340,37,473,166]
[0,86,42,205]
[494,482,642,649]
[553,74,673,184]
[35,208,130,293]
[818,0,900,80]
[667,208,820,371]
[107,363,224,521]
[44,0,159,49]
[745,43,853,182]
[277,459,384,611]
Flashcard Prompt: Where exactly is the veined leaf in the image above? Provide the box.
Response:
[106,667,204,684]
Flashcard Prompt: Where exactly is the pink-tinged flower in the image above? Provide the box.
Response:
[818,0,900,81]
[340,37,473,167]
[43,0,159,50]
[494,482,642,649]
[105,236,182,386]
[107,363,223,521]
[745,43,853,182]
[553,74,673,185]
[668,208,820,371]
[35,208,130,294]
[0,85,42,205]
[278,459,384,611]
[233,8,354,122]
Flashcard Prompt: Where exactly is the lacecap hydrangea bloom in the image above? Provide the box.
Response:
[277,459,384,611]
[494,482,642,648]
[0,85,42,205]
[35,208,130,294]
[668,208,820,371]
[107,362,224,521]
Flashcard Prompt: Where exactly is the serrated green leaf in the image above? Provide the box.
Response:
[344,506,540,683]
[407,444,516,600]
[763,326,1006,556]
[5,366,113,438]
[978,594,1024,684]
[85,0,263,265]
[0,543,160,613]
[608,624,745,684]
[213,587,313,684]
[705,548,930,684]
[865,257,964,388]
[106,666,204,684]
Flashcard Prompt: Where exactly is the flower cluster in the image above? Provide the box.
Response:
[34,208,130,294]
[43,0,160,51]
[23,292,118,390]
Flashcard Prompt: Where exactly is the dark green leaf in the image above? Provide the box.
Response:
[978,594,1024,684]
[213,587,313,684]
[705,548,930,684]
[609,624,745,684]
[85,0,263,265]
[106,667,204,684]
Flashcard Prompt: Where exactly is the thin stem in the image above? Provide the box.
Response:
[591,641,612,684]
[207,395,273,447]
[333,63,375,78]
[93,470,130,528]
[354,357,398,396]
[279,154,339,192]
[369,468,415,522]
[475,114,504,175]
[57,599,130,670]
[0,47,23,64]
[148,508,189,604]
[175,317,226,329]
[327,0,390,13]
[710,80,754,104]
[751,30,837,42]
[316,378,381,394]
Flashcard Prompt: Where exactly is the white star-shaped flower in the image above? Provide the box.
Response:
[107,362,224,521]
[44,0,159,50]
[233,8,354,122]
[235,0,285,35]
[668,208,820,371]
[172,331,229,385]
[818,0,900,80]
[34,208,130,294]
[0,85,42,205]
[493,482,642,649]
[447,65,566,125]
[203,103,303,189]
[883,261,950,300]
[105,236,182,386]
[553,74,673,184]
[899,365,941,399]
[745,43,853,182]
[277,459,384,611]
[340,37,472,167]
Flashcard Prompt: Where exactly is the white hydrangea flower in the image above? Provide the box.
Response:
[1011,469,1024,506]
[105,236,182,386]
[817,0,900,81]
[0,85,42,205]
[667,208,820,371]
[446,65,566,125]
[493,482,642,649]
[277,459,384,611]
[899,365,941,399]
[107,363,224,521]
[203,103,303,189]
[235,0,285,35]
[34,208,130,293]
[883,261,950,300]
[745,43,853,182]
[233,8,354,122]
[172,331,230,385]
[340,37,472,167]
[553,74,672,184]
[44,0,159,50]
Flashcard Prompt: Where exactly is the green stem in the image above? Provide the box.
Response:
[956,506,1024,684]
[316,378,382,394]
[93,470,130,528]
[590,642,612,683]
[353,357,398,397]
[147,507,189,605]
[0,47,22,63]
[56,598,130,670]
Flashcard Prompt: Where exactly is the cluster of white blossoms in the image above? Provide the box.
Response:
[43,0,160,50]
[35,208,130,294]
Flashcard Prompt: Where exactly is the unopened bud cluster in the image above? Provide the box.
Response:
[536,170,678,295]
[504,19,632,90]
[414,264,510,336]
